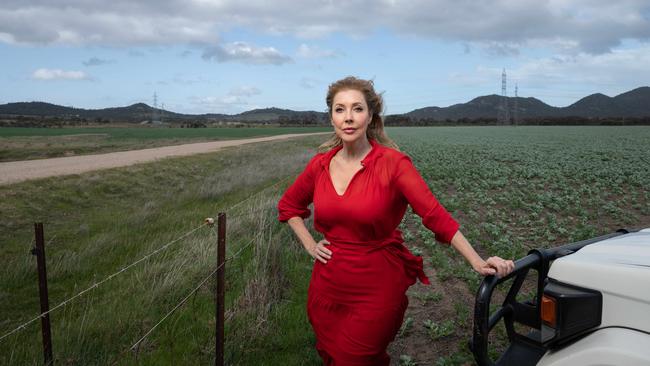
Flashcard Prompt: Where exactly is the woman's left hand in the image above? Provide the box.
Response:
[474,256,515,277]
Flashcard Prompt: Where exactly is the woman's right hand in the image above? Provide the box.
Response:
[308,239,332,264]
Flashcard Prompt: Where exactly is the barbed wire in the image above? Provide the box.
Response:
[114,231,263,364]
[0,222,208,343]
[2,159,304,354]
[2,173,290,343]
[2,149,314,363]
[128,264,222,353]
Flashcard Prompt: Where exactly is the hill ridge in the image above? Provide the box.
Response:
[1,86,649,122]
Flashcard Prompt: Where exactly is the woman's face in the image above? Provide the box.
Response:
[330,89,372,144]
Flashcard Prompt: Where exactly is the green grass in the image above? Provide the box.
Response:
[0,135,325,365]
[0,126,330,161]
[1,126,649,365]
[0,126,331,138]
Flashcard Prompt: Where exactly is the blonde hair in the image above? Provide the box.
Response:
[318,76,399,153]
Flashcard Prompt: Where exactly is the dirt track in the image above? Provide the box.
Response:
[0,132,329,185]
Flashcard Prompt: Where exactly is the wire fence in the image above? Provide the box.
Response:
[2,144,425,360]
[0,223,208,343]
[0,144,428,358]
[128,230,262,351]
[0,172,296,364]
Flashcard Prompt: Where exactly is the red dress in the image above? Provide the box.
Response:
[277,138,459,365]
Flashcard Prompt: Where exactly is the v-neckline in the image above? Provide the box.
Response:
[327,145,373,197]
[328,161,365,197]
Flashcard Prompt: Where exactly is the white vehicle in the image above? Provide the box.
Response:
[470,228,650,366]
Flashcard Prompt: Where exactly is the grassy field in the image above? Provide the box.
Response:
[0,135,325,365]
[1,126,649,365]
[0,126,331,162]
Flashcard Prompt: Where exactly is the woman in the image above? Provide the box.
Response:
[277,76,514,365]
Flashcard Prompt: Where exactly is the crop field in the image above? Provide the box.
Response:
[0,126,331,162]
[0,126,648,365]
[388,126,650,364]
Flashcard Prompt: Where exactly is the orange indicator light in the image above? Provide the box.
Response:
[541,295,557,327]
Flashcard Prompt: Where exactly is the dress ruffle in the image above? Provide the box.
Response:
[329,230,430,285]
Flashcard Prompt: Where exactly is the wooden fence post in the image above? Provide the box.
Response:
[215,213,226,366]
[32,223,53,366]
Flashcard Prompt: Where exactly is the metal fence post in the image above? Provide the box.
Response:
[215,213,226,366]
[32,222,53,366]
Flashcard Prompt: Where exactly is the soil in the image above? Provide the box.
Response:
[387,227,477,366]
[0,132,329,185]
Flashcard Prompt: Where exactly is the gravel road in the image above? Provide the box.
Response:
[0,132,328,185]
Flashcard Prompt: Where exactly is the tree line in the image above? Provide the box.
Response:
[3,114,650,128]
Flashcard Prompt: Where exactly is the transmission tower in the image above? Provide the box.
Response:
[152,92,160,124]
[513,83,519,126]
[497,68,509,125]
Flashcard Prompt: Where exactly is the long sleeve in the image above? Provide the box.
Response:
[393,155,459,244]
[277,154,321,222]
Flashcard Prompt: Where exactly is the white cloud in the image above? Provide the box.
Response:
[512,46,650,94]
[0,32,15,43]
[1,1,648,55]
[297,44,342,59]
[451,45,650,105]
[202,42,292,65]
[32,68,89,81]
[0,5,215,46]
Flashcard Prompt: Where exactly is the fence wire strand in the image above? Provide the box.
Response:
[122,231,263,362]
[4,150,313,364]
[129,264,222,352]
[0,222,208,343]
[4,168,296,356]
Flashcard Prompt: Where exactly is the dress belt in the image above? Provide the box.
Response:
[325,232,430,285]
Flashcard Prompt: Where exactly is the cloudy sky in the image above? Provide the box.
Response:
[2,1,650,114]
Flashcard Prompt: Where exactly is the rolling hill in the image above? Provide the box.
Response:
[1,87,648,124]
[405,87,650,120]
